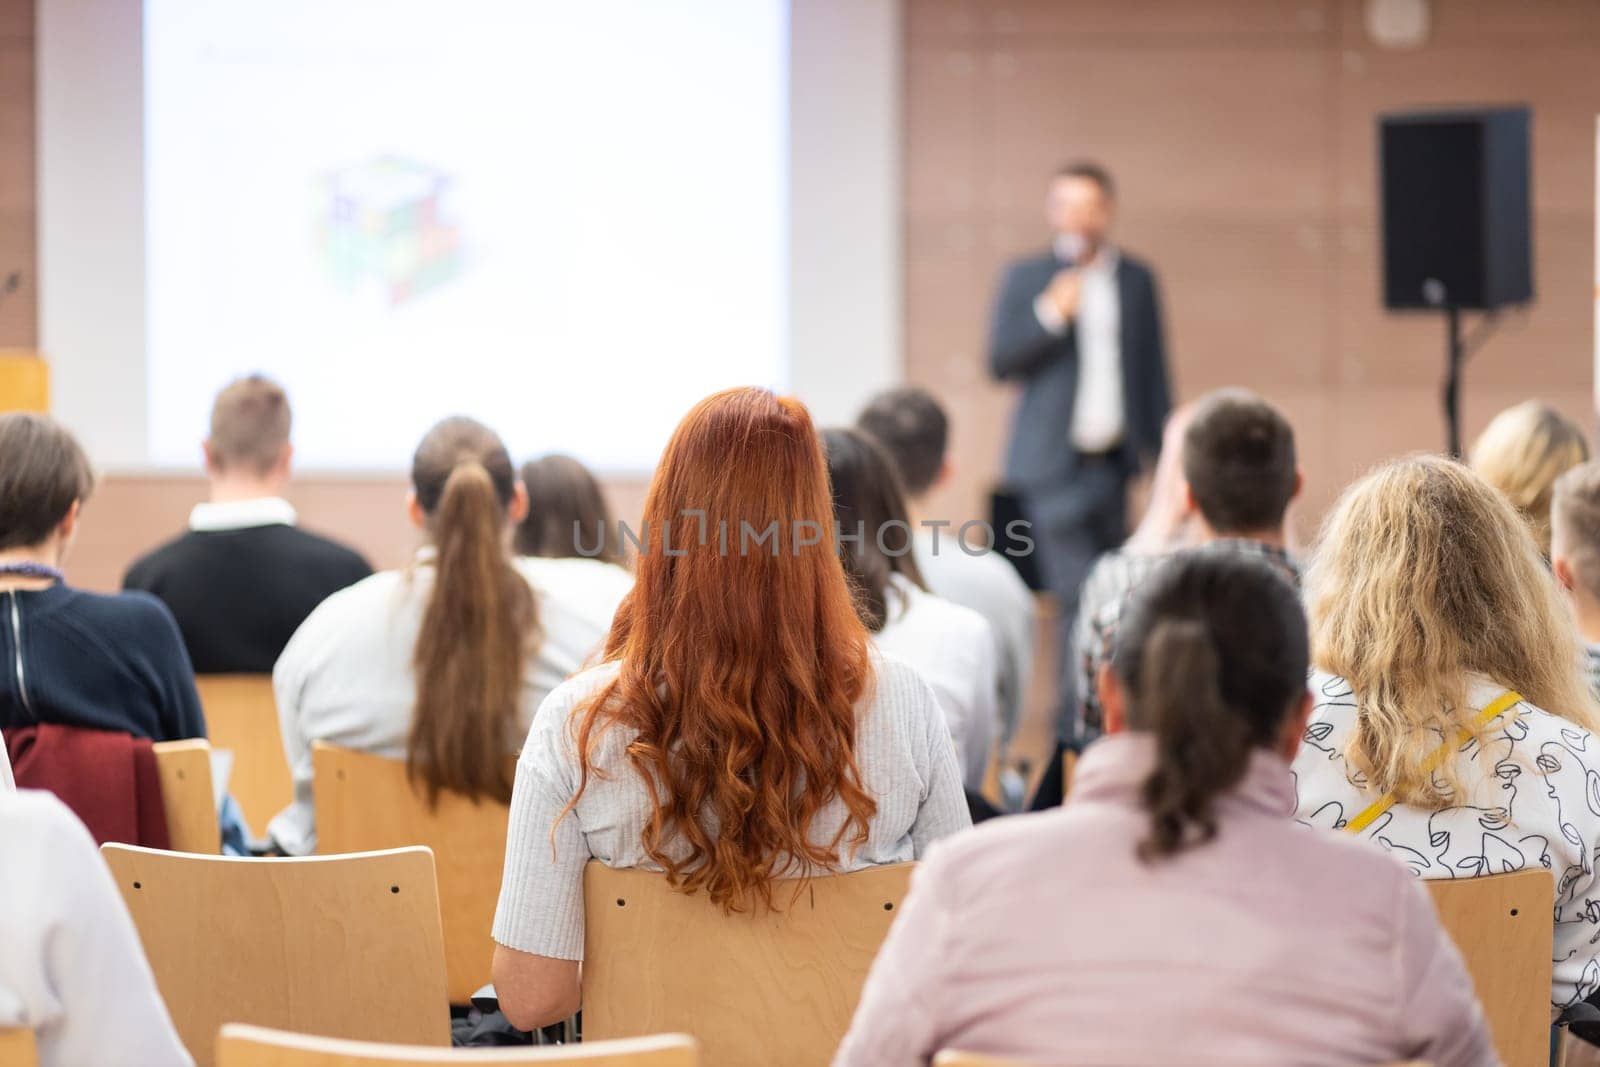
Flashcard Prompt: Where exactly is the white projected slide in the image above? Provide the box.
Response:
[144,0,787,470]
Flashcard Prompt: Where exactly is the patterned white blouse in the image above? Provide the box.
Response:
[1292,670,1600,1015]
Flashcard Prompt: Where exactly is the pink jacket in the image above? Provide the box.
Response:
[833,733,1499,1067]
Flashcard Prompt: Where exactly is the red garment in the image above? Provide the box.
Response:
[3,724,171,849]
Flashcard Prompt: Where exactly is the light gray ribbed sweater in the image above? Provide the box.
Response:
[492,651,971,960]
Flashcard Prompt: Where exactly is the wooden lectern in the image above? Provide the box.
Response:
[0,350,49,412]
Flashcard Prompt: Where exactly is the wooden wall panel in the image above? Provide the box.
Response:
[0,0,36,349]
[905,0,1600,536]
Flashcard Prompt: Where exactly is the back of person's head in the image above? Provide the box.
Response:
[1112,552,1308,861]
[854,387,948,498]
[1181,389,1298,536]
[822,427,925,632]
[1552,461,1600,609]
[1307,454,1599,806]
[0,413,94,551]
[514,453,622,565]
[1470,400,1590,556]
[408,416,536,805]
[207,375,292,479]
[571,387,875,912]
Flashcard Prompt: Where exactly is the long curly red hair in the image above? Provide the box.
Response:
[564,387,877,911]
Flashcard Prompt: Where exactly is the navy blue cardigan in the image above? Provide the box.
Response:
[0,583,207,742]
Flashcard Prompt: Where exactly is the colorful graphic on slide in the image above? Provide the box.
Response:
[314,156,462,305]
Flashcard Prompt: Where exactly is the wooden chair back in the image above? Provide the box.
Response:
[311,743,511,1003]
[216,1025,698,1066]
[0,1028,37,1066]
[1425,868,1553,1067]
[152,738,221,853]
[101,844,449,1067]
[195,675,291,838]
[582,861,914,1067]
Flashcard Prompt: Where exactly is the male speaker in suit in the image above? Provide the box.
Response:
[986,161,1171,739]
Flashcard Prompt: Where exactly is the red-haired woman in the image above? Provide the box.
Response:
[490,388,970,1029]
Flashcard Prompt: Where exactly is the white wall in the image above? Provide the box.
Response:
[37,0,902,471]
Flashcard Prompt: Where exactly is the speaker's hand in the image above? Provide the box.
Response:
[1042,268,1082,322]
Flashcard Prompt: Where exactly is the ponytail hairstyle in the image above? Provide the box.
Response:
[820,427,926,632]
[409,417,539,806]
[1112,550,1309,861]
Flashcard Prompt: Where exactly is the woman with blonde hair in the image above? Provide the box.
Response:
[1470,399,1589,556]
[490,388,968,1030]
[1293,454,1600,1014]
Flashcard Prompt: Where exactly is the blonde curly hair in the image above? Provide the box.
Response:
[1470,400,1589,557]
[1306,454,1599,806]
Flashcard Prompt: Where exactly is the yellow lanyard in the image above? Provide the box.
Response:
[1343,689,1524,834]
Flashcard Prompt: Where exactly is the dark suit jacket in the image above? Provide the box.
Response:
[987,249,1171,490]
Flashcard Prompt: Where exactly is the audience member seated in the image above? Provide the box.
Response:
[1294,454,1600,1015]
[1032,389,1300,808]
[833,552,1494,1067]
[268,417,612,855]
[823,427,998,791]
[513,453,633,634]
[490,388,969,1032]
[0,414,205,744]
[124,376,372,674]
[855,387,1035,746]
[0,777,192,1065]
[1552,461,1600,698]
[1469,399,1589,558]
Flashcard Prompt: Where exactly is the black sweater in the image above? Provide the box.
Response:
[124,524,372,674]
[0,583,207,742]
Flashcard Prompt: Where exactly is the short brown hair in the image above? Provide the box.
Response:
[1182,389,1297,535]
[1056,160,1114,199]
[1553,461,1600,602]
[208,375,291,476]
[855,387,948,497]
[0,413,95,550]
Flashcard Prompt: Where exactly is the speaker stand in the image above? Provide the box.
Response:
[1438,306,1507,459]
[1444,306,1464,458]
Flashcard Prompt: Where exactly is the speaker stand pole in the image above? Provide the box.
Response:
[1443,305,1464,458]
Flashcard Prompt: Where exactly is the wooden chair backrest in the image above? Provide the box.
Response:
[152,738,221,853]
[582,861,914,1067]
[195,674,291,839]
[1425,868,1553,1067]
[216,1025,698,1066]
[311,743,511,1004]
[931,1055,1428,1066]
[0,1028,37,1066]
[101,844,449,1067]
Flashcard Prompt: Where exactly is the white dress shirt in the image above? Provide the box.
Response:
[872,573,998,790]
[1033,243,1124,452]
[1293,670,1600,1015]
[268,549,626,854]
[0,790,192,1066]
[911,529,1035,743]
[187,496,298,532]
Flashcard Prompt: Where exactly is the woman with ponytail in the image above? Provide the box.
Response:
[835,552,1494,1067]
[268,417,612,855]
[490,389,968,1031]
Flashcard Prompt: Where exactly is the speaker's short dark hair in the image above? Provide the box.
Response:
[855,387,948,497]
[1056,160,1114,199]
[1182,389,1297,535]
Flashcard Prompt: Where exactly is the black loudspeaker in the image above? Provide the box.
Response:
[1379,106,1533,310]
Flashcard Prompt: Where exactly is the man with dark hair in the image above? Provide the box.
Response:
[124,375,371,673]
[1030,388,1301,808]
[857,386,1036,747]
[986,161,1171,735]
